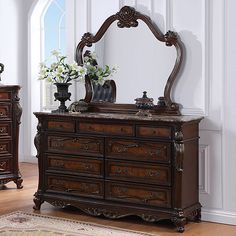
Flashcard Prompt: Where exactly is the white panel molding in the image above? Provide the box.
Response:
[87,0,92,32]
[181,107,205,116]
[199,144,210,194]
[202,209,236,225]
[166,0,173,31]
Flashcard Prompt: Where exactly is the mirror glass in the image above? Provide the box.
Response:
[84,20,177,104]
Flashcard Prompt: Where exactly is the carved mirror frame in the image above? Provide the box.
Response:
[76,6,184,115]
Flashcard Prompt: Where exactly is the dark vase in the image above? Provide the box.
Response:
[52,83,71,113]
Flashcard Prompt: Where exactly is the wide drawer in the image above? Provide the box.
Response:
[106,160,171,186]
[47,136,104,157]
[0,104,11,119]
[0,122,11,138]
[47,154,104,178]
[0,92,11,101]
[106,139,171,163]
[0,140,12,155]
[78,122,134,136]
[47,120,75,133]
[0,158,12,174]
[46,175,104,199]
[136,125,172,139]
[105,181,171,208]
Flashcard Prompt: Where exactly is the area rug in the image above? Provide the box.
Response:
[0,211,157,236]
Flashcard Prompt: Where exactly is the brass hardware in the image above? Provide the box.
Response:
[0,112,4,116]
[0,127,5,133]
[146,170,159,177]
[0,145,4,151]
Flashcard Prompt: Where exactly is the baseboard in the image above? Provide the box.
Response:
[202,209,236,225]
[19,155,38,164]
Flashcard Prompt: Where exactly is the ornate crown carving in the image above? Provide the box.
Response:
[117,6,139,28]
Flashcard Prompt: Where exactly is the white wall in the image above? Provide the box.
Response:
[1,0,236,226]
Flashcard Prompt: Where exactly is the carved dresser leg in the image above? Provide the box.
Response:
[33,194,44,210]
[171,217,186,233]
[14,178,23,189]
[194,208,201,223]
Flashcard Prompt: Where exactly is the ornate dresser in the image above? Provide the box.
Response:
[33,6,203,232]
[0,85,23,188]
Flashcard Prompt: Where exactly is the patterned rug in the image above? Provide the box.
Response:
[0,211,157,236]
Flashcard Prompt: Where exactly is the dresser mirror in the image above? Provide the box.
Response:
[76,6,184,115]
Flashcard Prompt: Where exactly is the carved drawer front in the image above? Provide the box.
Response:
[46,175,104,199]
[47,155,103,178]
[106,160,171,186]
[106,139,171,163]
[47,120,75,132]
[0,123,11,138]
[0,92,11,101]
[106,181,171,208]
[79,122,134,136]
[0,140,12,155]
[47,136,104,157]
[136,125,172,139]
[0,158,12,174]
[0,104,11,119]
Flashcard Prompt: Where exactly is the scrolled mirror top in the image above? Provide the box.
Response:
[76,6,184,115]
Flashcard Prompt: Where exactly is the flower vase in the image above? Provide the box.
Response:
[52,83,71,113]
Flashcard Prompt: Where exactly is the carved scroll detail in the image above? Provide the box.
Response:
[174,131,184,172]
[116,6,139,28]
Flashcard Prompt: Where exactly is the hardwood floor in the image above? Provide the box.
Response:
[0,163,236,236]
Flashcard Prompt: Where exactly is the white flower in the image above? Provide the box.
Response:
[51,50,60,57]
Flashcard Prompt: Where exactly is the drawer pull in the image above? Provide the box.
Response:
[114,167,129,175]
[0,127,5,133]
[115,144,139,153]
[0,161,6,171]
[146,170,160,177]
[0,112,4,116]
[0,145,4,151]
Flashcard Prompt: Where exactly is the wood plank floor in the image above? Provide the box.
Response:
[0,163,236,236]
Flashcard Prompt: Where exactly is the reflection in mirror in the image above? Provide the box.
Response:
[85,20,177,104]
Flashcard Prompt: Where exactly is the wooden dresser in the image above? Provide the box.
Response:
[33,112,202,232]
[0,85,23,189]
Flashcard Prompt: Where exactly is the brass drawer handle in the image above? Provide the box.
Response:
[0,111,4,116]
[146,170,160,177]
[0,145,4,151]
[0,127,5,133]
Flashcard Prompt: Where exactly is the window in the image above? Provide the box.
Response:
[41,0,66,110]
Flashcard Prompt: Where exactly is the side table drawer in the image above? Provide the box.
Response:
[0,140,12,155]
[47,136,104,157]
[47,155,104,178]
[0,158,12,174]
[0,123,11,138]
[106,139,171,163]
[47,120,75,133]
[79,122,134,136]
[106,181,171,208]
[0,92,11,101]
[106,160,171,186]
[0,104,11,119]
[46,175,104,199]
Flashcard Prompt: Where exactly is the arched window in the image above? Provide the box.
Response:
[42,0,66,110]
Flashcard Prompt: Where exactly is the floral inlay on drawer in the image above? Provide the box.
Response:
[0,104,11,119]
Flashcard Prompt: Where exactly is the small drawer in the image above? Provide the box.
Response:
[136,125,172,139]
[0,158,12,174]
[0,123,11,138]
[46,175,104,199]
[47,155,104,178]
[106,181,171,208]
[0,104,11,119]
[79,122,134,136]
[47,120,75,132]
[0,92,11,101]
[106,139,171,163]
[0,140,12,155]
[106,160,171,186]
[47,136,104,157]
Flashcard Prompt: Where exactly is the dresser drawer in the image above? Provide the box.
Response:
[0,158,12,174]
[78,122,134,136]
[0,104,11,119]
[136,125,171,139]
[47,136,104,157]
[0,140,12,155]
[47,155,104,178]
[46,175,104,199]
[106,181,171,208]
[0,92,11,101]
[106,139,171,163]
[106,160,171,186]
[0,123,11,138]
[47,120,75,132]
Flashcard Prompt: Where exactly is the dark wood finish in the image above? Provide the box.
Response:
[76,6,184,115]
[33,112,202,232]
[0,85,22,188]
